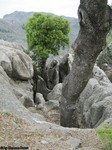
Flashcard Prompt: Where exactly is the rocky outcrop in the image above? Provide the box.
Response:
[59,53,71,83]
[0,40,33,80]
[47,83,62,102]
[45,53,73,90]
[45,59,59,90]
[100,63,112,82]
[36,75,51,100]
[0,40,45,123]
[46,64,112,128]
[0,40,104,149]
[0,66,45,123]
[79,65,112,128]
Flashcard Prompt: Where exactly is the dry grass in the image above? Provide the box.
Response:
[0,112,103,150]
[0,112,72,150]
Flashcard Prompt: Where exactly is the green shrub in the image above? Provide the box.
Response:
[97,123,112,150]
[102,142,112,150]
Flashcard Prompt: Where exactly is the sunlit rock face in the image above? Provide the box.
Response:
[0,40,33,80]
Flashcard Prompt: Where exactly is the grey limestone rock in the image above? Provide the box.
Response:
[0,68,45,124]
[47,83,62,102]
[79,65,112,128]
[0,40,33,80]
[78,147,99,150]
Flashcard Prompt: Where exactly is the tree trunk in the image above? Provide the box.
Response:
[60,0,112,127]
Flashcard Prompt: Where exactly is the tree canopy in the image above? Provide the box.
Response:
[25,13,70,63]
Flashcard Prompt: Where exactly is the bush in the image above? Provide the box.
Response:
[102,142,112,150]
[97,123,112,150]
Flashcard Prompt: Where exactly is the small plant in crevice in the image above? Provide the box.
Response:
[97,123,112,150]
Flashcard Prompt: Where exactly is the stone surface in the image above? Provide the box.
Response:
[0,41,103,149]
[59,53,70,83]
[93,65,110,83]
[79,65,112,128]
[11,51,33,80]
[35,93,46,105]
[19,95,34,108]
[0,40,45,123]
[100,63,112,82]
[66,137,81,149]
[35,93,48,112]
[47,83,62,102]
[0,66,45,123]
[36,75,51,100]
[10,79,33,106]
[45,53,73,89]
[45,59,59,90]
[0,40,33,80]
[78,147,99,150]
[48,100,59,110]
[0,40,35,111]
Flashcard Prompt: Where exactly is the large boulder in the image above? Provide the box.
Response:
[36,75,51,100]
[35,93,47,112]
[59,53,71,83]
[35,93,46,106]
[100,63,112,82]
[45,53,73,89]
[0,40,46,122]
[93,65,110,83]
[19,95,34,108]
[11,51,33,80]
[45,59,59,90]
[0,66,45,123]
[79,65,112,128]
[47,83,62,102]
[0,40,33,80]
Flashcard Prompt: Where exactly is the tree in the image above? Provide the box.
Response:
[25,13,70,67]
[60,0,112,127]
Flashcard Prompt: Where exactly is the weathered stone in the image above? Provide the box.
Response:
[45,53,73,90]
[11,51,33,80]
[47,83,62,102]
[36,75,51,100]
[35,93,46,105]
[13,88,25,99]
[59,54,70,83]
[19,95,34,108]
[93,65,110,83]
[66,137,81,149]
[0,66,9,82]
[0,40,33,80]
[78,147,99,150]
[45,59,59,90]
[48,100,59,110]
[1,54,12,76]
[0,68,45,123]
[79,66,112,128]
[11,79,33,102]
[35,93,48,112]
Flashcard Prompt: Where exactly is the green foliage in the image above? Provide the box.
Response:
[102,142,112,150]
[97,123,112,150]
[24,12,70,65]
